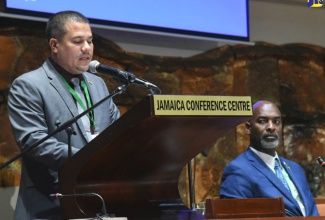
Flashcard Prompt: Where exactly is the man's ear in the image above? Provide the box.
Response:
[245,122,251,134]
[49,38,58,52]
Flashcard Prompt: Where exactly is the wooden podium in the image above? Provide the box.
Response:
[58,95,252,220]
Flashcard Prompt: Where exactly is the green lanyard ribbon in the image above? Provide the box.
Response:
[62,77,96,131]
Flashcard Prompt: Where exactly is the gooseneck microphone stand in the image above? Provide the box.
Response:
[49,193,108,219]
[0,84,127,170]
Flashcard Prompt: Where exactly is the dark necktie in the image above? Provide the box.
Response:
[70,78,91,140]
[274,158,290,192]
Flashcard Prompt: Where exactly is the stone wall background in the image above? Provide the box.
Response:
[1,19,325,207]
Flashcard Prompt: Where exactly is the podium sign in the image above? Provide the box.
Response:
[58,95,252,220]
[153,95,252,116]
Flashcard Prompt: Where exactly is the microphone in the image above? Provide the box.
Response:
[89,60,159,90]
[317,156,325,167]
[49,192,108,217]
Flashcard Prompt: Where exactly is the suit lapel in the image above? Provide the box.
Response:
[82,73,100,126]
[281,158,306,214]
[281,159,301,192]
[246,149,297,204]
[42,59,87,141]
[82,73,97,103]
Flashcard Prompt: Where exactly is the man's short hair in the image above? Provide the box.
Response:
[46,10,89,43]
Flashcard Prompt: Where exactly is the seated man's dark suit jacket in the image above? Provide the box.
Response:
[220,147,319,216]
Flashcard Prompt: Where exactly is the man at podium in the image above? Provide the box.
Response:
[7,11,120,220]
[219,100,319,216]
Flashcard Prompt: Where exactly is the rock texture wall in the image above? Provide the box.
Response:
[0,20,325,207]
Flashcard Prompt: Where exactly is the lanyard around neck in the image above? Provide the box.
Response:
[61,77,96,130]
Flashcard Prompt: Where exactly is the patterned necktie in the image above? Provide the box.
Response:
[70,78,91,140]
[274,158,290,192]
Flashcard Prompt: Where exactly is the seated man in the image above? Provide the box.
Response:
[219,100,319,216]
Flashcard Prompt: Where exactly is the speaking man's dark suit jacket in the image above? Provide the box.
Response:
[219,147,319,216]
[8,59,120,220]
